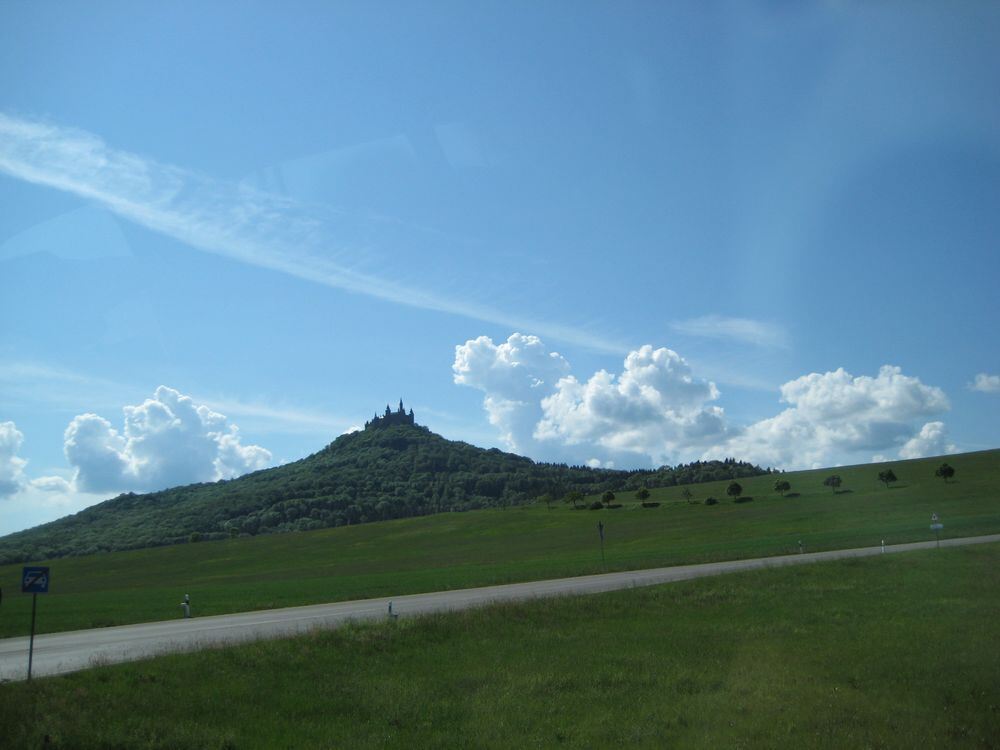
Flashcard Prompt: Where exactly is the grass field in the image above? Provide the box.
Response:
[1,543,997,748]
[0,449,997,638]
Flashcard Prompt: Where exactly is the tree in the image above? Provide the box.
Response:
[681,487,693,503]
[636,488,650,501]
[934,463,955,483]
[774,479,791,497]
[538,493,554,510]
[877,469,898,489]
[563,490,584,509]
[823,475,842,493]
[726,481,742,499]
[602,491,616,504]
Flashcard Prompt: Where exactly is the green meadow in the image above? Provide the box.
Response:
[1,543,998,749]
[0,449,997,638]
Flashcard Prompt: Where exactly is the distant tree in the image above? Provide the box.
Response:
[681,487,693,503]
[538,493,554,510]
[774,479,791,497]
[877,469,898,489]
[823,475,842,493]
[602,491,616,504]
[636,488,651,501]
[727,481,742,499]
[934,463,955,483]
[564,490,584,509]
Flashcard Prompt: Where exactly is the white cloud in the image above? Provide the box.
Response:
[703,365,951,469]
[29,475,73,493]
[899,421,958,459]
[536,346,726,465]
[454,335,725,466]
[970,373,1000,393]
[454,335,959,471]
[453,333,570,453]
[0,112,623,354]
[0,421,28,497]
[64,386,272,493]
[670,315,789,348]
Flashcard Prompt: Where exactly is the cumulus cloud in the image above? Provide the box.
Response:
[455,334,958,471]
[454,335,725,466]
[899,421,958,459]
[453,334,570,453]
[970,373,1000,393]
[64,386,272,493]
[536,346,726,465]
[0,421,28,497]
[703,366,951,468]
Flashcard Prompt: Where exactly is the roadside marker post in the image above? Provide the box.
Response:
[930,514,943,548]
[597,522,606,570]
[21,566,50,681]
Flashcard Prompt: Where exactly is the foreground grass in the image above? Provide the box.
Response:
[0,449,997,638]
[2,544,998,749]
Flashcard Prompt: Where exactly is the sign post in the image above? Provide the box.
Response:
[930,514,943,549]
[21,566,50,681]
[597,521,606,570]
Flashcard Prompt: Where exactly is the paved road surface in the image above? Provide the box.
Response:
[2,533,997,682]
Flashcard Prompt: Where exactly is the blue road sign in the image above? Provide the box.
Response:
[22,566,50,594]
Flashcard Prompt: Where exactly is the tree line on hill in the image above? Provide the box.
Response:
[0,424,773,563]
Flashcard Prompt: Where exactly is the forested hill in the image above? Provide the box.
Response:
[0,423,771,563]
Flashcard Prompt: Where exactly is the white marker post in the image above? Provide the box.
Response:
[930,513,943,548]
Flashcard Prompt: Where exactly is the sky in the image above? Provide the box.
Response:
[1,1,998,536]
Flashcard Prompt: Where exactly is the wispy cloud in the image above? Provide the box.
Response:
[0,112,625,354]
[0,360,139,413]
[670,315,789,349]
[197,396,351,436]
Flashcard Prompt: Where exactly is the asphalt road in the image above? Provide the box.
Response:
[2,533,997,682]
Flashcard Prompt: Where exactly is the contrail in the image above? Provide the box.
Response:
[0,112,626,354]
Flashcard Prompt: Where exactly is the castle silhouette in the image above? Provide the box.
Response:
[365,399,415,430]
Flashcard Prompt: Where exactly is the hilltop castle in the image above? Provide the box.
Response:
[365,399,415,430]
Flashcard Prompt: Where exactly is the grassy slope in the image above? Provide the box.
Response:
[0,449,996,638]
[1,543,998,749]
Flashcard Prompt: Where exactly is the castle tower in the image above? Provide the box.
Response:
[366,400,417,430]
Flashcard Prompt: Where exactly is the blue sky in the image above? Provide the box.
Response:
[1,2,998,535]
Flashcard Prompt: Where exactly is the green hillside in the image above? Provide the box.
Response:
[0,448,996,638]
[0,421,768,563]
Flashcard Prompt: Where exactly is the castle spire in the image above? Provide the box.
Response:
[398,398,404,413]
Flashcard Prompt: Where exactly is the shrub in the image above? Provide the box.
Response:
[641,502,660,508]
[589,501,604,510]
[733,496,754,504]
[607,503,623,509]
[704,497,718,506]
